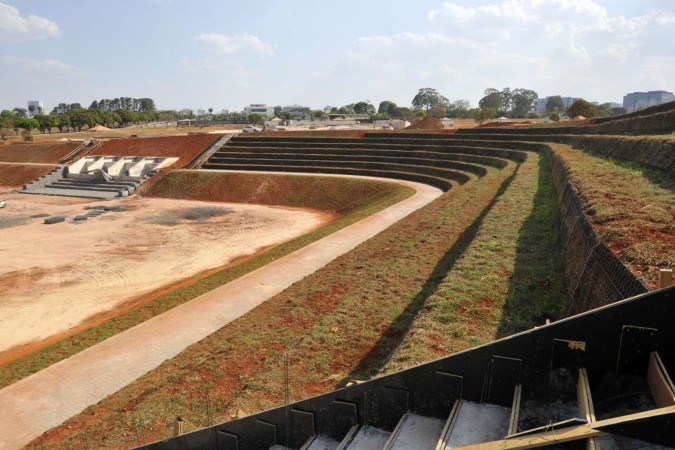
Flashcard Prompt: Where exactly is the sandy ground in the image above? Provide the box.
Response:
[0,192,327,354]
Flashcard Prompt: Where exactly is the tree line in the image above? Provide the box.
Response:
[0,97,161,140]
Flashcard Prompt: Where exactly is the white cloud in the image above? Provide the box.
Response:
[193,33,274,57]
[1,55,81,75]
[0,2,60,41]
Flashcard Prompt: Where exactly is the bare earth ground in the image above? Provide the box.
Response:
[0,192,327,355]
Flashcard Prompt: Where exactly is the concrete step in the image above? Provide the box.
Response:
[384,413,445,450]
[49,183,128,193]
[443,401,510,448]
[343,426,391,450]
[20,187,121,199]
[56,179,138,188]
[304,435,340,450]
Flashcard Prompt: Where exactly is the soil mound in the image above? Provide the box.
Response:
[406,116,444,130]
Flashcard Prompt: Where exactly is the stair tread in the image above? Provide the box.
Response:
[346,426,391,450]
[306,435,340,450]
[445,401,510,448]
[389,414,445,450]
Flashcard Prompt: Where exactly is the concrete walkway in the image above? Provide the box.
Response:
[0,173,442,450]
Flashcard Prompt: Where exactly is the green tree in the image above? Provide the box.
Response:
[394,107,414,119]
[549,112,560,122]
[430,103,447,118]
[545,96,565,113]
[412,87,449,111]
[471,107,496,123]
[511,89,538,117]
[248,113,264,125]
[595,103,613,117]
[12,107,28,117]
[353,101,375,115]
[378,100,398,116]
[566,99,597,118]
[446,99,471,118]
[478,89,502,112]
[35,115,58,133]
[0,114,14,140]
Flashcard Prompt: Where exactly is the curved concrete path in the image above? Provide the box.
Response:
[0,172,443,450]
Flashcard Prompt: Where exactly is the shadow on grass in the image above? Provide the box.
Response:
[496,152,568,339]
[343,164,521,383]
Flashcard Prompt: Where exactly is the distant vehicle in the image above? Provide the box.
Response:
[383,125,394,130]
[242,125,262,133]
[0,200,6,208]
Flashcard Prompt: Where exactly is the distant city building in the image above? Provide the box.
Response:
[27,100,44,117]
[221,109,229,115]
[282,104,311,120]
[196,109,206,117]
[244,104,274,117]
[623,91,675,112]
[178,108,193,117]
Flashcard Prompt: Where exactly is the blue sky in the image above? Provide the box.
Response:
[1,0,674,112]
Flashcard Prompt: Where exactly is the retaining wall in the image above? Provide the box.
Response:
[548,152,648,313]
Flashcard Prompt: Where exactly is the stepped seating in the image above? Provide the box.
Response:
[20,155,169,199]
[202,135,538,192]
[140,287,675,449]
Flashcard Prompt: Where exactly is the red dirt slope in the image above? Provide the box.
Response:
[0,143,79,164]
[0,163,55,187]
[91,134,222,168]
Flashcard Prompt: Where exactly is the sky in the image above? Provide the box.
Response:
[1,0,674,112]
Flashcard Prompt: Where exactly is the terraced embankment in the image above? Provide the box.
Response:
[24,133,572,449]
[17,124,674,448]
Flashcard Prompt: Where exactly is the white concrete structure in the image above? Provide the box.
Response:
[68,156,178,182]
[439,117,455,128]
[244,104,275,117]
[27,100,44,117]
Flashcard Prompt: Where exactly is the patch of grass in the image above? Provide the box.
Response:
[385,151,567,372]
[551,144,674,289]
[0,176,414,389]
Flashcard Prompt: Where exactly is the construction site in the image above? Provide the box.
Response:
[0,102,673,450]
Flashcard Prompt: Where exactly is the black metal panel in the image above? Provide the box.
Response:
[408,371,463,418]
[366,386,409,431]
[551,339,588,371]
[289,409,314,449]
[487,356,522,407]
[325,400,358,441]
[616,325,659,376]
[216,430,239,450]
[596,411,675,447]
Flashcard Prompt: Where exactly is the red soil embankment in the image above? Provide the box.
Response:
[145,171,406,214]
[0,163,55,187]
[0,143,78,164]
[91,134,221,168]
